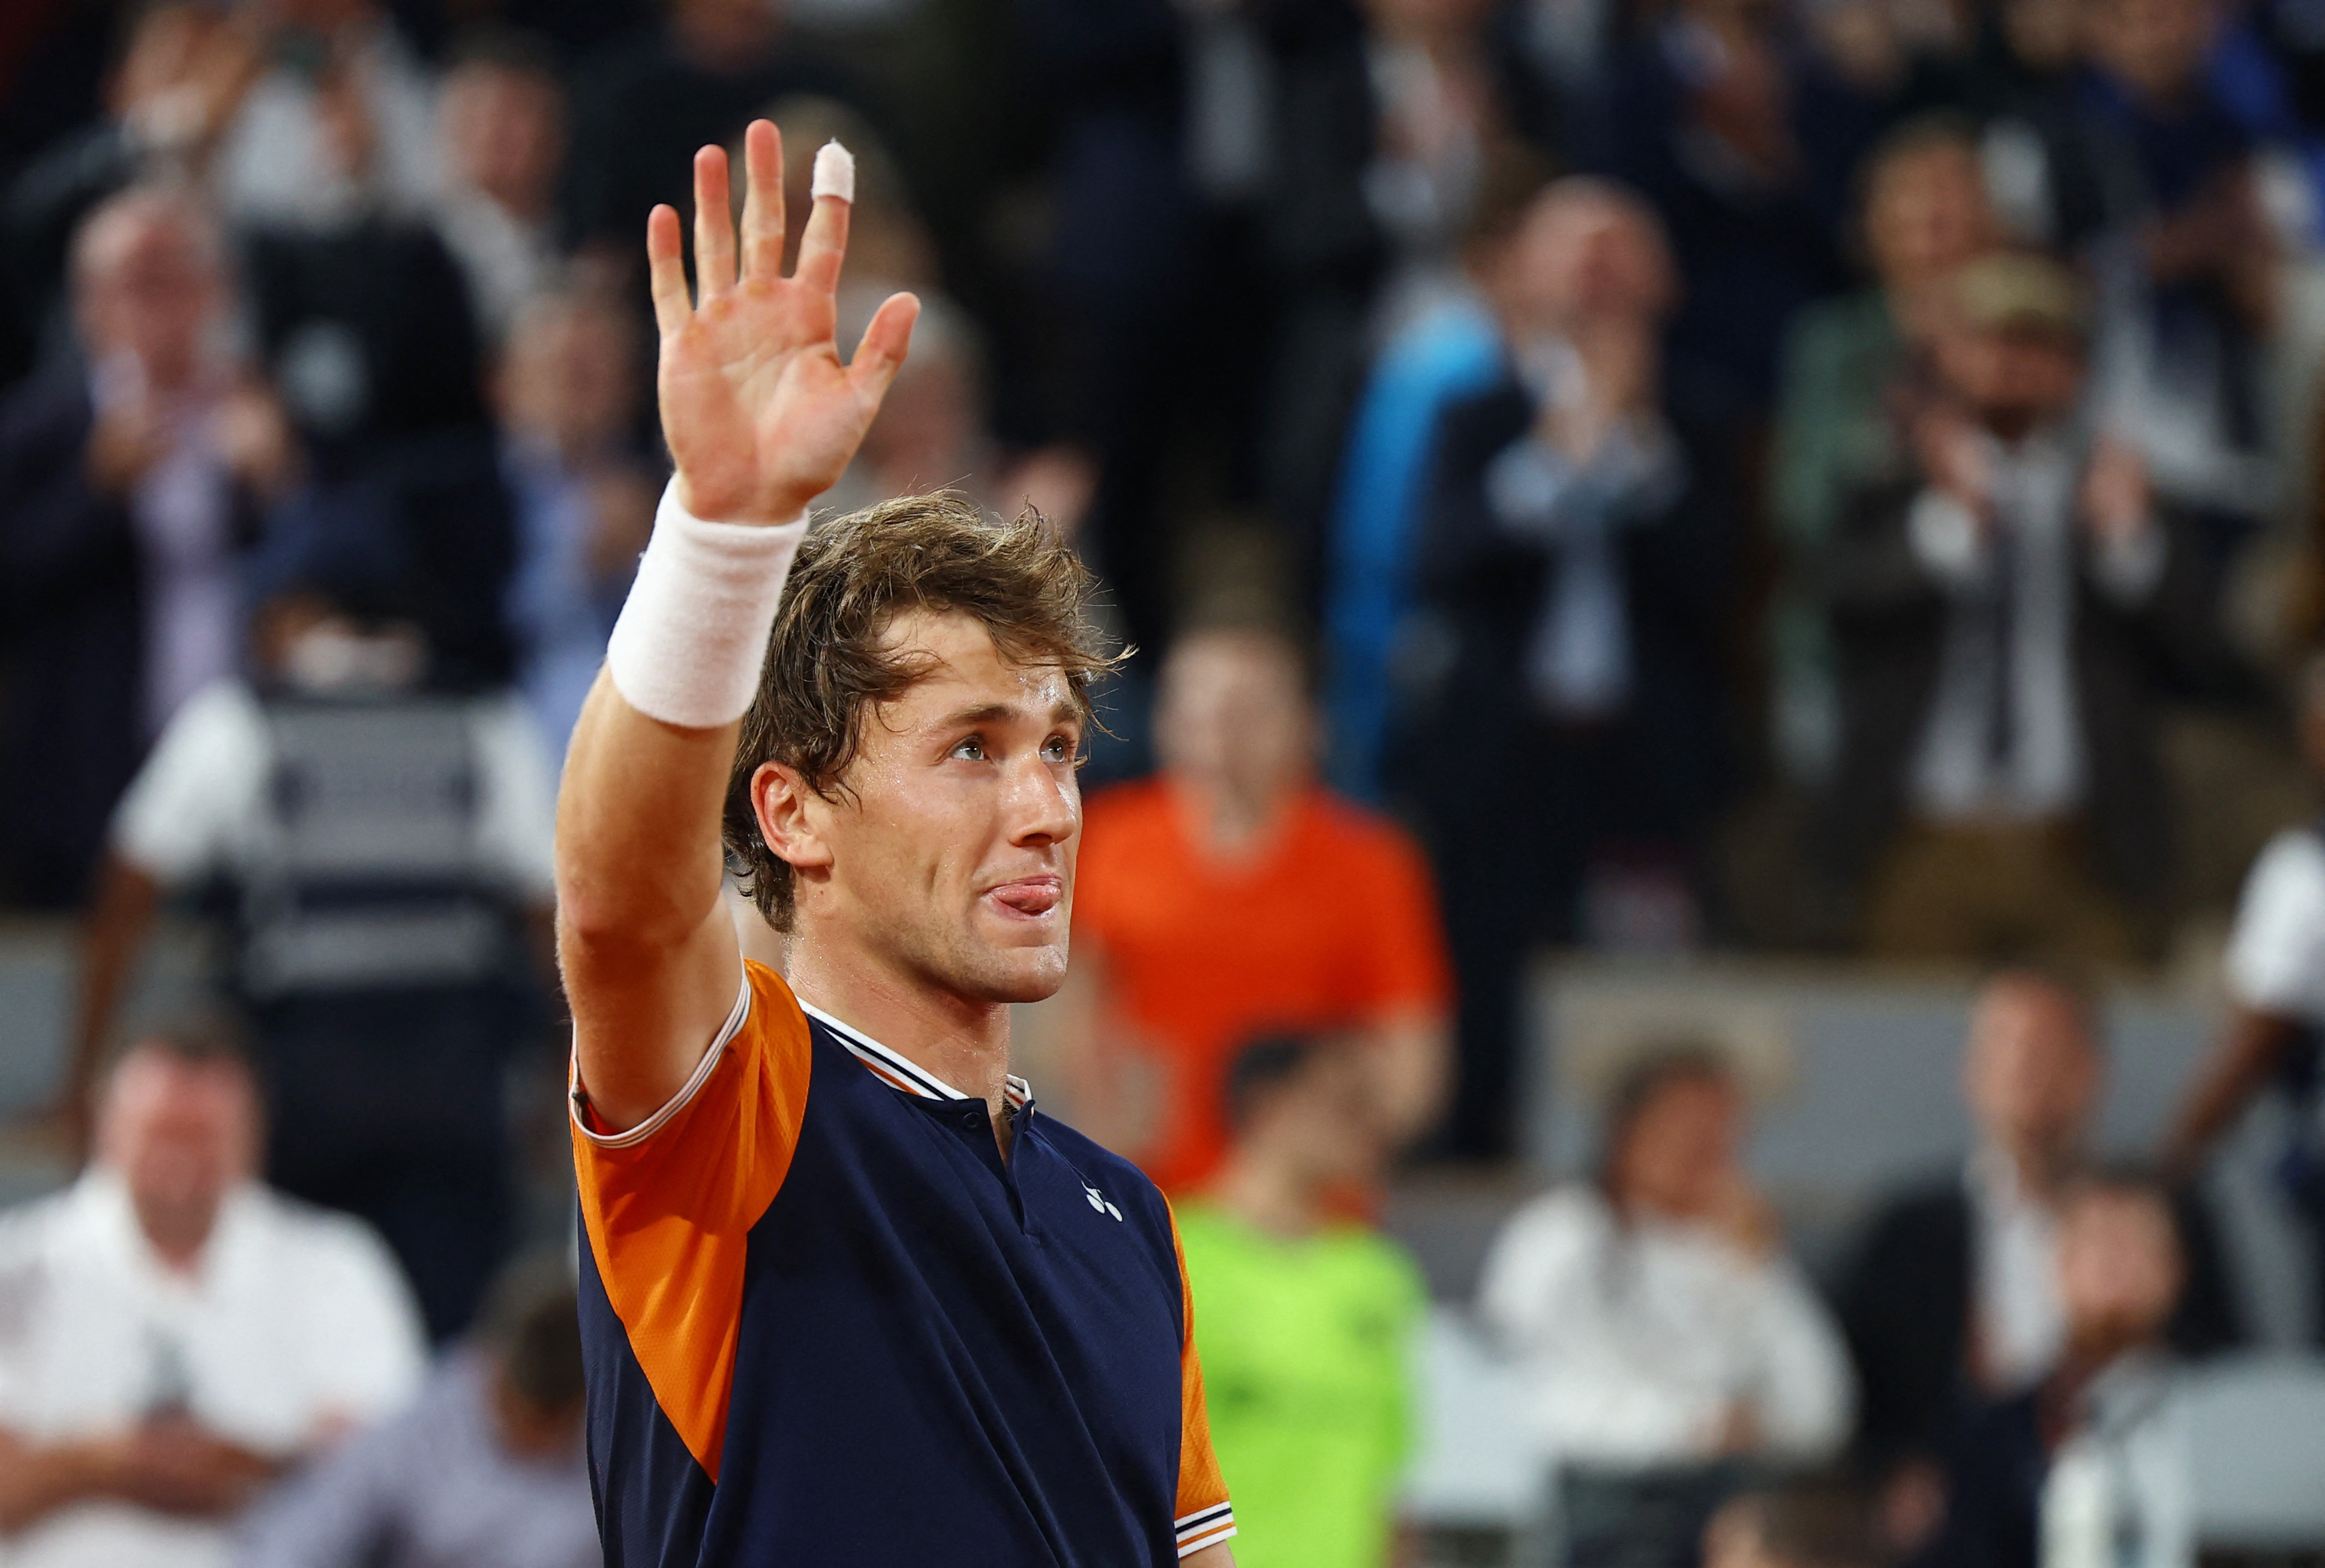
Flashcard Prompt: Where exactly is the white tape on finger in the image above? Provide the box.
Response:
[811,140,855,203]
[605,480,807,729]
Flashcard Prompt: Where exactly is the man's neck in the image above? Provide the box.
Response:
[1210,1151,1328,1241]
[1170,774,1297,862]
[783,932,1016,1121]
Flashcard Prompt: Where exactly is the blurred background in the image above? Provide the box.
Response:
[4,0,2325,1564]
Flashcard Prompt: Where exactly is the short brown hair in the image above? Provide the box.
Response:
[724,492,1118,930]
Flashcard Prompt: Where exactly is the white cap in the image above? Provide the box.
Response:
[810,140,855,203]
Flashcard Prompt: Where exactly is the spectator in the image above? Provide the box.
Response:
[67,586,560,1341]
[0,1017,426,1568]
[1769,117,2002,780]
[1405,178,1734,1158]
[1838,972,2240,1526]
[1066,618,1454,1192]
[1589,0,1865,421]
[1810,252,2222,964]
[559,0,861,265]
[210,0,439,229]
[431,29,568,346]
[238,1259,595,1568]
[1771,116,1999,555]
[2071,0,2280,535]
[495,284,653,758]
[1,1,260,368]
[1919,1167,2195,1568]
[1175,1037,1427,1568]
[1322,142,1553,801]
[2162,648,2325,1329]
[0,185,293,910]
[1476,1049,1855,1469]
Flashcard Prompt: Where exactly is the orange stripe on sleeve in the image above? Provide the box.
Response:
[572,959,812,1480]
[1166,1200,1234,1538]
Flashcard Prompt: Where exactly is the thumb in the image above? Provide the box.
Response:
[847,292,920,407]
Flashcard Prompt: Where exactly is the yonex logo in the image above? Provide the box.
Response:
[1083,1184,1123,1221]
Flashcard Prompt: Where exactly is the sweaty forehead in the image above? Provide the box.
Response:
[875,607,1076,719]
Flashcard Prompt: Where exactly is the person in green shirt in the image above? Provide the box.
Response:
[1177,1037,1429,1568]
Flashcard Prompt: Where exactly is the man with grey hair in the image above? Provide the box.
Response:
[0,184,292,911]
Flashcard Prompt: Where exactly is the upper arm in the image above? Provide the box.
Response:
[1352,828,1454,1019]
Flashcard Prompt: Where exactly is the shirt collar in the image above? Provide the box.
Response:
[799,1001,1031,1114]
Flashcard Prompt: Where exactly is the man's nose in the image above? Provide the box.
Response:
[1004,757,1078,845]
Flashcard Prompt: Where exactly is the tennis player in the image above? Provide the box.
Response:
[556,121,1238,1565]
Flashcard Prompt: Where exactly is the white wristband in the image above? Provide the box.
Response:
[605,480,807,729]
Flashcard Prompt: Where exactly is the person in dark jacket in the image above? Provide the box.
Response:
[1809,252,2231,965]
[0,185,292,910]
[1402,177,1735,1158]
[1838,971,2242,1545]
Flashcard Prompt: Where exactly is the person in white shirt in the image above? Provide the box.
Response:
[65,591,561,1341]
[1475,1048,1855,1468]
[0,1016,426,1568]
[2165,648,2325,1333]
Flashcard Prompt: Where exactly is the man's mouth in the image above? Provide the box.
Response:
[986,876,1064,918]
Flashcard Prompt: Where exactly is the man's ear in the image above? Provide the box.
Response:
[752,761,835,874]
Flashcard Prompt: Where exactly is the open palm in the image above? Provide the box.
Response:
[648,120,919,524]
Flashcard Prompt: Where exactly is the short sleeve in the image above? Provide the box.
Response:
[571,960,814,1479]
[110,680,266,885]
[2225,831,2325,1022]
[1166,1203,1237,1559]
[469,696,559,904]
[1348,822,1455,1018]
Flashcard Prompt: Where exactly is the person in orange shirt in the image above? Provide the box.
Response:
[1067,619,1455,1192]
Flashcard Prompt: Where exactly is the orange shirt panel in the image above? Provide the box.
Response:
[571,960,813,1480]
[1076,780,1454,1191]
[1168,1203,1235,1552]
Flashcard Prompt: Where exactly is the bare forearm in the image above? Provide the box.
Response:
[2165,1009,2298,1173]
[70,855,163,1127]
[556,670,745,1127]
[0,1432,121,1533]
[1367,1011,1452,1148]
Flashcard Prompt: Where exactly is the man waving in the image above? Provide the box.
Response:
[557,122,1237,1566]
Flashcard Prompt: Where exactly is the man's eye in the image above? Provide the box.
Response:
[1042,735,1073,763]
[951,737,986,761]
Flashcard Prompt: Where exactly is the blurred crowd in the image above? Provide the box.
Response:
[7,0,2325,1563]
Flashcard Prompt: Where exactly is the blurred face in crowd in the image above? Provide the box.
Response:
[1154,630,1316,827]
[1931,320,2085,434]
[2085,0,2215,103]
[71,194,224,392]
[1609,1068,1746,1222]
[1963,975,2101,1171]
[2056,1183,2184,1356]
[440,59,565,220]
[1506,182,1678,332]
[95,1045,261,1267]
[857,339,983,502]
[1243,1047,1389,1189]
[1864,140,1997,296]
[2005,0,2085,71]
[497,295,642,461]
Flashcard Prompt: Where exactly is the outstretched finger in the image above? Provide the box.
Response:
[692,145,736,301]
[646,205,691,336]
[847,291,920,405]
[793,195,851,297]
[738,119,785,283]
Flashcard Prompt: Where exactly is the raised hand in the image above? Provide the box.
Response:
[648,119,919,524]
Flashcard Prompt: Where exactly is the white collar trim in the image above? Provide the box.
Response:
[799,1001,1031,1110]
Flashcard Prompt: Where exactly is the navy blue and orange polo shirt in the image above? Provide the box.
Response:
[571,959,1237,1565]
